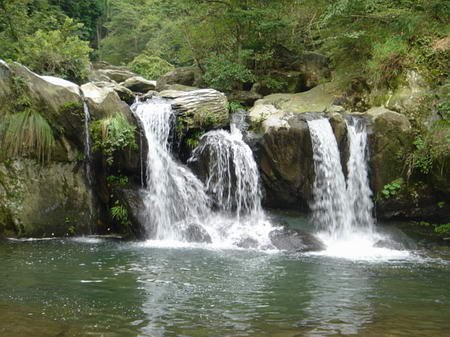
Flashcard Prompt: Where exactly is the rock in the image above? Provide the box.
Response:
[329,113,349,178]
[182,224,212,243]
[269,228,325,252]
[160,89,229,130]
[120,76,157,93]
[0,160,94,238]
[80,82,132,120]
[3,62,85,148]
[164,84,199,92]
[114,188,147,238]
[90,81,135,104]
[374,239,405,250]
[236,237,259,249]
[255,114,316,210]
[227,90,262,107]
[250,83,336,116]
[98,68,136,83]
[386,70,428,114]
[365,107,413,194]
[157,66,204,91]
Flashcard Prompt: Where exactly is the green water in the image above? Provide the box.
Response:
[1,216,449,337]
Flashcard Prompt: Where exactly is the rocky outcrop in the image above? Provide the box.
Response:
[120,76,157,93]
[227,90,262,107]
[89,62,136,83]
[80,82,132,120]
[160,89,229,130]
[365,107,413,194]
[0,160,94,237]
[88,81,135,104]
[157,66,204,91]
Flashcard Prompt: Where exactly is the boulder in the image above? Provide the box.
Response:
[3,62,85,148]
[182,224,212,243]
[97,68,136,83]
[365,107,413,194]
[160,89,229,130]
[250,83,336,116]
[255,114,316,210]
[227,90,262,107]
[269,228,326,252]
[120,76,157,93]
[90,81,135,104]
[157,66,204,91]
[80,82,132,120]
[386,70,428,114]
[0,159,94,238]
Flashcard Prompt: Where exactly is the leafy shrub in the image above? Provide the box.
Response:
[129,54,174,80]
[107,175,129,187]
[203,55,256,92]
[91,113,137,165]
[381,178,404,199]
[1,109,55,163]
[17,18,92,82]
[435,223,450,236]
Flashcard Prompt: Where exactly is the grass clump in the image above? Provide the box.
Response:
[1,110,55,163]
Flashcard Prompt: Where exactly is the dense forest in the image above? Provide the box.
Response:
[1,0,448,88]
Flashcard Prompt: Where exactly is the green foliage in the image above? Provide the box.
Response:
[110,201,129,226]
[1,109,55,163]
[435,223,450,236]
[229,102,245,114]
[17,18,92,82]
[129,53,174,80]
[381,178,404,199]
[203,55,256,92]
[107,175,129,187]
[91,113,137,165]
[409,121,450,175]
[368,37,409,88]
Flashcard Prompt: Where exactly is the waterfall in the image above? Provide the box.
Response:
[307,118,354,239]
[308,117,409,259]
[82,99,93,185]
[346,117,375,232]
[131,98,210,241]
[189,116,262,217]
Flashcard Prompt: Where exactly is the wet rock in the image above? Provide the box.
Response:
[236,237,259,249]
[269,228,325,252]
[121,76,157,93]
[183,224,212,243]
[374,239,405,250]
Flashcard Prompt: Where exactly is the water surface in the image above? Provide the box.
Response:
[1,216,449,337]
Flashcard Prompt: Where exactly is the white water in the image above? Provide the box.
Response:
[132,99,275,249]
[131,98,210,241]
[308,118,410,261]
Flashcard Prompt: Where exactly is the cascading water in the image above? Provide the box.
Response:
[346,117,375,232]
[307,118,354,239]
[189,113,274,248]
[190,116,262,217]
[82,99,93,185]
[308,117,409,259]
[132,97,274,248]
[131,98,210,241]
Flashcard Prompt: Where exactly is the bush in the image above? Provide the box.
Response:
[203,55,256,92]
[17,18,92,83]
[90,113,137,165]
[128,54,174,80]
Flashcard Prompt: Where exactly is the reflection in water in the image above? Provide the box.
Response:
[135,248,275,336]
[300,258,373,336]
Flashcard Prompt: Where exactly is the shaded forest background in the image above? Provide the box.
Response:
[1,0,448,91]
